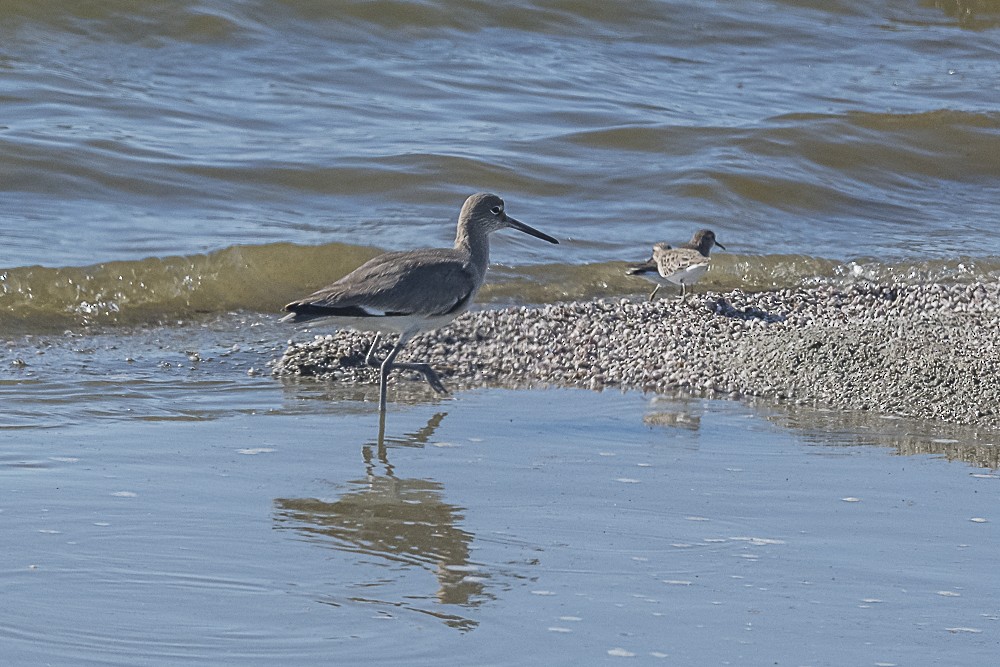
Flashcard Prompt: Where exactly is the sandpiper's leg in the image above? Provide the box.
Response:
[377,333,408,412]
[678,282,687,300]
[376,410,387,452]
[393,361,447,395]
[648,285,660,302]
[364,334,383,368]
[390,337,448,394]
[377,330,448,411]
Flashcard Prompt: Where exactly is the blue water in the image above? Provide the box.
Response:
[2,389,999,665]
[2,0,999,274]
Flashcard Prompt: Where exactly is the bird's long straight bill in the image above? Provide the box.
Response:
[506,216,559,244]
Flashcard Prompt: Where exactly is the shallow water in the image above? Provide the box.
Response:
[2,387,998,665]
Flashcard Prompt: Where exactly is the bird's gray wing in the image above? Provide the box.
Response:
[284,249,477,320]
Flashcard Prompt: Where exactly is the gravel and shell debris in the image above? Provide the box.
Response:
[271,281,1000,427]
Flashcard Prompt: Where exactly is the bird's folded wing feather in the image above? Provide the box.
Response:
[287,249,477,317]
[626,257,658,275]
[657,247,705,274]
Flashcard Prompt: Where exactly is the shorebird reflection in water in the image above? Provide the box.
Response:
[281,193,559,411]
[272,412,490,627]
[627,229,725,301]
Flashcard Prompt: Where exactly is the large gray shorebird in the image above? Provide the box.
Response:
[627,229,724,301]
[281,193,558,411]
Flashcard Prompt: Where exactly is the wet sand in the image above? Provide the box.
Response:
[275,281,1000,427]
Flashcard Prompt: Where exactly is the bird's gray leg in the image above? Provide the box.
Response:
[678,282,687,300]
[395,361,447,395]
[390,349,447,395]
[377,332,408,412]
[364,334,383,368]
[376,330,448,412]
[648,285,660,302]
[386,329,447,399]
[376,409,387,453]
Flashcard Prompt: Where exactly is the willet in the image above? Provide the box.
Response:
[280,193,559,411]
[626,229,725,301]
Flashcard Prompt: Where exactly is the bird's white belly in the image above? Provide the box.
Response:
[663,262,709,286]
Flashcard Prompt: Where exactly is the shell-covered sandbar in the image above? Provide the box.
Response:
[272,281,1000,427]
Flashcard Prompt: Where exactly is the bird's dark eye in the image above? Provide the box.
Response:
[490,205,503,215]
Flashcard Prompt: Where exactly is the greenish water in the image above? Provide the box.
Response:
[3,242,999,334]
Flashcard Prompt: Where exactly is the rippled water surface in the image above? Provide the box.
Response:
[3,2,1000,663]
[3,1,1000,281]
[3,0,1000,329]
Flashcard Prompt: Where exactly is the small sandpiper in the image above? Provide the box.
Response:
[280,193,559,412]
[627,229,725,301]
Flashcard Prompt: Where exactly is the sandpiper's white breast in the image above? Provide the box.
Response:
[663,261,709,286]
[654,245,711,285]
